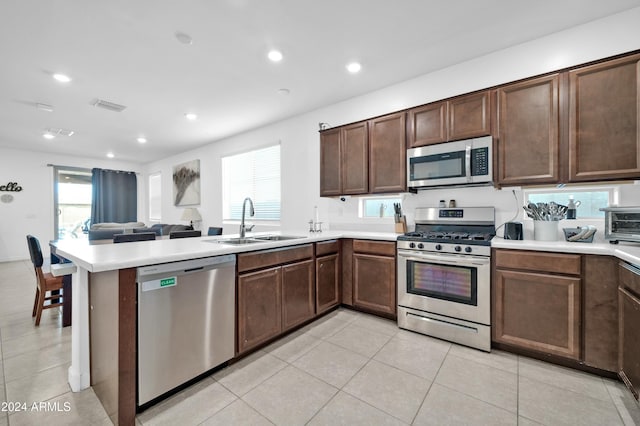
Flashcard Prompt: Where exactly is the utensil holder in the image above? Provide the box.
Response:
[533,220,558,241]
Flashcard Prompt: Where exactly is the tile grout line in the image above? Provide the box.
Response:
[409,342,452,425]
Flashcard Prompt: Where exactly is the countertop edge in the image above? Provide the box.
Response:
[53,231,400,272]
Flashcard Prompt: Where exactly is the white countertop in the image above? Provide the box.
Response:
[53,230,399,273]
[491,237,640,266]
[54,229,640,273]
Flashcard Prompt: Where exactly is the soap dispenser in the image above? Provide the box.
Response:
[567,196,577,220]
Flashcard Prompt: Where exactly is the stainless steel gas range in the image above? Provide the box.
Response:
[397,207,495,352]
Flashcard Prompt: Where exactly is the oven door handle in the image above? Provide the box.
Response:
[398,250,490,267]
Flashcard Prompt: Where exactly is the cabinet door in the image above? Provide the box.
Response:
[619,261,640,400]
[583,255,618,372]
[342,122,369,194]
[497,74,560,185]
[319,128,342,196]
[493,269,581,360]
[407,102,447,147]
[281,260,315,331]
[369,112,407,193]
[353,253,396,317]
[238,267,282,354]
[316,254,340,314]
[569,53,640,181]
[448,91,492,141]
[619,288,640,400]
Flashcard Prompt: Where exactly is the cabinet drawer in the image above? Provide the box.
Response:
[494,249,581,275]
[316,240,340,256]
[353,240,396,257]
[238,244,313,273]
[619,261,640,297]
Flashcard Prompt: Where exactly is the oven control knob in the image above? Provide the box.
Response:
[409,242,415,249]
[465,246,472,253]
[418,243,424,249]
[454,245,462,252]
[435,244,442,251]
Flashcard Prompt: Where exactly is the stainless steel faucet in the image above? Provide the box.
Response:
[239,197,255,238]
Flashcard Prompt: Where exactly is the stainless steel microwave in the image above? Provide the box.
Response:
[407,136,493,189]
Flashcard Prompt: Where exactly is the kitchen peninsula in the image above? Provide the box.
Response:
[53,230,396,425]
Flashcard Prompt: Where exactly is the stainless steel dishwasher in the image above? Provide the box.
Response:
[137,254,236,406]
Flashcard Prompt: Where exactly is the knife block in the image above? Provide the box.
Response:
[394,216,407,234]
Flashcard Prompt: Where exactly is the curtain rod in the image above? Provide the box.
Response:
[46,164,140,175]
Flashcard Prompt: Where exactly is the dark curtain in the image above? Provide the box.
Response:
[90,168,137,224]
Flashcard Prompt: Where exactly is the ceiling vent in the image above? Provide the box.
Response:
[91,98,127,112]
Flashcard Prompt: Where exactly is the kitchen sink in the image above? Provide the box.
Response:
[252,235,306,241]
[213,238,263,245]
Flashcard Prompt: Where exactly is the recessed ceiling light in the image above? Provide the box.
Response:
[277,88,290,96]
[268,50,283,62]
[53,73,72,83]
[137,137,147,144]
[346,62,362,74]
[106,152,115,158]
[185,113,198,121]
[42,132,55,140]
[175,32,193,45]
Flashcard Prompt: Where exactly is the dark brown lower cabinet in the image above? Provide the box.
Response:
[353,252,396,317]
[237,267,282,354]
[493,249,582,360]
[583,255,618,371]
[281,260,315,331]
[316,253,340,314]
[493,269,581,359]
[619,261,640,400]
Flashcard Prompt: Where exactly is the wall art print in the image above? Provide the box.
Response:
[173,159,201,206]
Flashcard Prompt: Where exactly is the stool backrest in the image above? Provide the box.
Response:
[26,235,44,268]
[207,227,223,236]
[113,232,157,243]
[169,230,202,239]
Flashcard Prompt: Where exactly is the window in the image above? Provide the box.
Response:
[53,167,92,240]
[148,172,161,222]
[360,196,402,219]
[222,144,281,221]
[523,186,618,219]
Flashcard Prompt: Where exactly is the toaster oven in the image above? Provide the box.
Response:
[601,206,640,243]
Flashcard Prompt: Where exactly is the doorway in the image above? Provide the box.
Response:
[54,167,92,240]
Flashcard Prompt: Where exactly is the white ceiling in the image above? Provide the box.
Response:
[1,0,640,163]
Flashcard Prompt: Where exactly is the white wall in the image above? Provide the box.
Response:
[0,147,142,262]
[145,7,640,237]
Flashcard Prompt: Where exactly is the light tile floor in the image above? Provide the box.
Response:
[1,260,639,425]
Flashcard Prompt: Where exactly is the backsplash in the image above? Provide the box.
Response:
[324,181,640,242]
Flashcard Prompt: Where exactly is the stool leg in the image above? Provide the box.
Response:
[34,288,45,326]
[32,287,40,317]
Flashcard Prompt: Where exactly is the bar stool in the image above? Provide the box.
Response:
[26,235,64,326]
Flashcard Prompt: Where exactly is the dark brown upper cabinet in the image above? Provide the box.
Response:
[568,53,640,182]
[368,112,407,193]
[448,91,492,141]
[407,102,447,147]
[497,74,561,186]
[320,121,368,196]
[408,91,492,148]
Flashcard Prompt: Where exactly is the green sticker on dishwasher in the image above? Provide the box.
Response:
[142,276,177,291]
[160,277,176,287]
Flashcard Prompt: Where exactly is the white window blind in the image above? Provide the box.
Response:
[222,144,281,221]
[148,172,162,222]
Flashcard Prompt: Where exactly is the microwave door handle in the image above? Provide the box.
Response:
[465,144,472,182]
